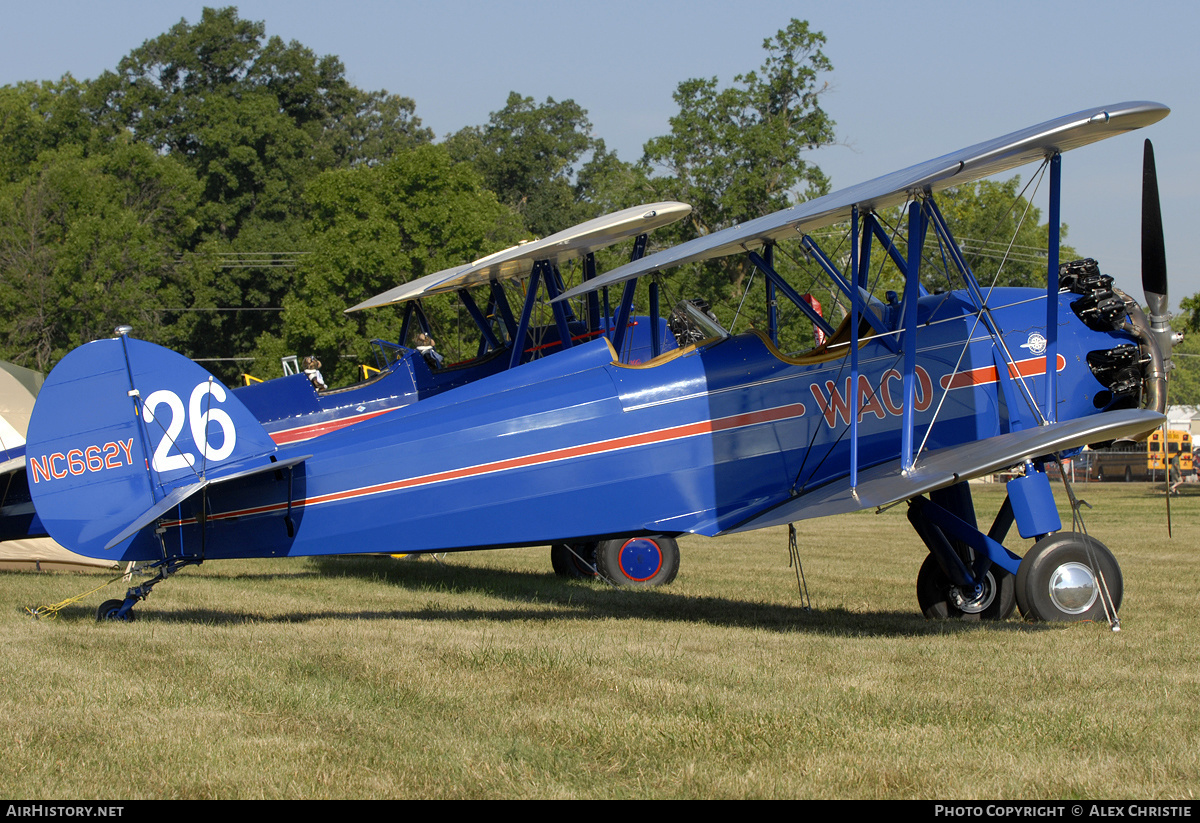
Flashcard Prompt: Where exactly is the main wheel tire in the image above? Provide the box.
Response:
[1125,466,1133,482]
[96,599,133,622]
[550,542,598,578]
[1015,533,1122,622]
[915,554,1015,620]
[594,535,679,587]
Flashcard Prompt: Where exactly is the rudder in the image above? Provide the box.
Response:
[25,334,279,560]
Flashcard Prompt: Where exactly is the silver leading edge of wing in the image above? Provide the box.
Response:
[345,201,692,313]
[724,408,1164,532]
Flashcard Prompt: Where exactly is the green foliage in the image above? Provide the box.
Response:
[1164,313,1200,406]
[0,78,97,183]
[0,141,202,372]
[1180,293,1200,336]
[926,177,1075,292]
[632,18,836,346]
[328,89,434,168]
[0,9,1099,383]
[572,141,658,215]
[642,19,836,239]
[252,144,523,385]
[446,92,603,237]
[87,7,431,238]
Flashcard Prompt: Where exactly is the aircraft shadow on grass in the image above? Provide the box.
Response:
[70,555,1048,636]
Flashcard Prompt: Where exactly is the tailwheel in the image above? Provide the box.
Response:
[550,542,598,579]
[594,535,679,587]
[96,599,134,622]
[1015,533,1123,622]
[916,554,1015,621]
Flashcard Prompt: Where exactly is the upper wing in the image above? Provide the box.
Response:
[557,101,1169,302]
[343,264,473,314]
[723,408,1164,533]
[345,201,692,313]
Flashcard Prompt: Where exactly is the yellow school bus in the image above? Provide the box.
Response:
[1147,428,1193,474]
[1088,428,1192,481]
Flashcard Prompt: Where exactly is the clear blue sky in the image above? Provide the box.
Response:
[3,0,1196,308]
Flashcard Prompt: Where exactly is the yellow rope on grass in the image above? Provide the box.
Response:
[24,575,126,620]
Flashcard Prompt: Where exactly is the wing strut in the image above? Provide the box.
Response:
[849,205,862,489]
[1044,152,1063,422]
[799,235,894,344]
[920,190,1050,436]
[900,201,926,471]
[745,250,835,340]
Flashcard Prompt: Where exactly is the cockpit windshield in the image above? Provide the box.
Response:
[667,299,730,347]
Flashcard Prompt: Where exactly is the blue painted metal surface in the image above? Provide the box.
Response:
[1008,470,1063,539]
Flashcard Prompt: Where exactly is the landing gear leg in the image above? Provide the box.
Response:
[95,556,202,622]
[908,484,1017,621]
[916,555,1014,620]
[550,542,598,579]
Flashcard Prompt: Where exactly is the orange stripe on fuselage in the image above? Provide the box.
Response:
[269,408,397,444]
[940,354,1066,391]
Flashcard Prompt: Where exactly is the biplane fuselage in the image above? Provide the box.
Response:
[26,286,1135,564]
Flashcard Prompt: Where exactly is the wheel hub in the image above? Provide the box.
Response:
[950,572,996,614]
[1046,562,1099,615]
[618,538,664,582]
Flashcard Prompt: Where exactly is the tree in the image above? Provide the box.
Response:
[86,7,431,237]
[251,144,524,385]
[327,89,433,168]
[926,177,1075,292]
[0,141,202,372]
[79,6,436,369]
[1164,314,1200,406]
[0,77,102,184]
[631,18,836,343]
[642,19,836,242]
[445,92,600,237]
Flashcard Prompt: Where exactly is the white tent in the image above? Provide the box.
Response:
[0,361,117,571]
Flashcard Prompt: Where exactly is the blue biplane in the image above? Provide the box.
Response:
[21,101,1173,626]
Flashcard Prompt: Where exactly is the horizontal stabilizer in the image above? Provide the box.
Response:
[0,455,24,476]
[727,408,1164,532]
[102,453,309,550]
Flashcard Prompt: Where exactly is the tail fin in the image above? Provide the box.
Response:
[25,335,280,559]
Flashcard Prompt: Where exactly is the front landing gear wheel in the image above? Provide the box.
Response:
[595,535,679,587]
[916,554,1015,620]
[96,599,133,622]
[550,542,598,579]
[1015,534,1122,622]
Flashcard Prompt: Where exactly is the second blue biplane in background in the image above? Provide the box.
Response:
[233,201,691,445]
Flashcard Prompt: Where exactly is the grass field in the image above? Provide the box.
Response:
[2,482,1197,799]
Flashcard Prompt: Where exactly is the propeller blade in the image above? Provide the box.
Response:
[1142,139,1168,312]
[1140,137,1178,389]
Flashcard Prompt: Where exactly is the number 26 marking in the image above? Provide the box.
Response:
[142,382,238,472]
